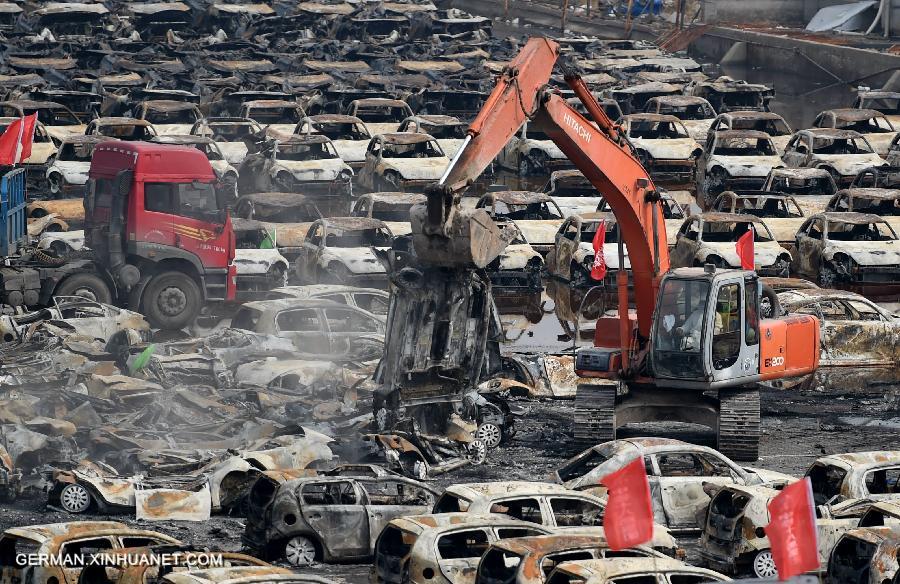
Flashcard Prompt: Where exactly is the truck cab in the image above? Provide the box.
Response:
[84,141,236,329]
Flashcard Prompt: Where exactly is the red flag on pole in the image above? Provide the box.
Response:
[765,478,819,581]
[0,113,38,165]
[735,224,755,270]
[600,457,654,550]
[590,219,607,281]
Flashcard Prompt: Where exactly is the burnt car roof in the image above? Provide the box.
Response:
[648,95,712,106]
[769,167,833,178]
[140,100,201,112]
[489,533,609,556]
[803,128,865,139]
[719,111,784,120]
[815,211,892,224]
[405,114,465,126]
[624,113,684,123]
[821,108,888,122]
[279,134,332,145]
[57,134,115,145]
[358,193,426,204]
[834,188,900,200]
[92,117,155,127]
[243,100,303,108]
[713,130,773,140]
[319,217,389,231]
[813,451,900,469]
[482,191,553,205]
[240,193,318,206]
[151,135,214,145]
[377,132,437,144]
[698,212,767,223]
[351,98,410,107]
[306,114,365,124]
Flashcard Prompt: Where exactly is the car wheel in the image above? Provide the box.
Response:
[476,422,503,449]
[59,483,92,513]
[275,171,294,192]
[48,173,63,196]
[283,535,317,566]
[467,439,487,465]
[819,264,838,287]
[752,549,777,579]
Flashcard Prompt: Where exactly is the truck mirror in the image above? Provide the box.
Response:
[115,169,133,197]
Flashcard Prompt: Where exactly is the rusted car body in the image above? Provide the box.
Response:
[232,193,321,259]
[777,289,900,366]
[0,521,180,584]
[295,114,372,169]
[670,213,792,276]
[827,527,900,584]
[27,197,86,230]
[0,117,56,189]
[0,296,149,342]
[689,78,773,113]
[782,129,887,188]
[135,100,203,136]
[499,122,573,176]
[373,513,555,584]
[351,192,424,237]
[793,212,900,287]
[476,191,565,256]
[474,533,667,584]
[190,117,264,165]
[826,188,900,231]
[85,117,158,141]
[806,452,900,505]
[644,95,717,141]
[546,213,626,287]
[546,557,729,584]
[0,100,84,140]
[556,438,792,533]
[762,167,839,215]
[708,111,793,154]
[240,100,306,135]
[814,108,898,156]
[397,115,467,159]
[621,113,702,188]
[264,284,389,315]
[357,133,450,192]
[346,98,413,135]
[243,475,438,565]
[484,219,544,290]
[608,82,682,115]
[712,192,805,219]
[292,217,392,285]
[698,130,785,206]
[232,220,291,296]
[597,190,685,219]
[255,135,354,197]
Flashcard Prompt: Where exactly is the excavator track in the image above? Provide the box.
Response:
[717,387,760,462]
[573,384,616,447]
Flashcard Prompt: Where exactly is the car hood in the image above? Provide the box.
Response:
[682,118,715,140]
[811,153,887,176]
[521,138,565,160]
[217,142,249,165]
[552,197,602,217]
[320,246,387,274]
[50,160,90,184]
[744,467,796,486]
[574,241,631,270]
[514,219,563,246]
[46,125,86,141]
[825,240,900,266]
[437,138,465,159]
[383,221,411,236]
[711,154,783,177]
[382,157,449,180]
[273,158,350,181]
[233,248,289,275]
[631,137,699,160]
[154,123,195,136]
[498,243,542,270]
[332,139,369,163]
[860,132,897,156]
[699,240,790,267]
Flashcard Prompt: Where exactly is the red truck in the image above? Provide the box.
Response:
[0,141,236,330]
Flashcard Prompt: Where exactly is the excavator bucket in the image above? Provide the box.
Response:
[410,205,515,268]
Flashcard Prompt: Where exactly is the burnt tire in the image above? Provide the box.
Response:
[54,273,113,304]
[142,271,202,331]
[819,264,839,287]
[574,384,616,447]
[717,387,760,462]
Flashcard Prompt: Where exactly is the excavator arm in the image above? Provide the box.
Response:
[423,37,669,340]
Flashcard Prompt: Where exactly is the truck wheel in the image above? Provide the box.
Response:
[143,271,201,330]
[55,273,112,304]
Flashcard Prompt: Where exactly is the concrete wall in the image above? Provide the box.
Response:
[705,0,898,35]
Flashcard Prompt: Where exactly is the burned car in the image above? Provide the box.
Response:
[689,78,773,114]
[826,526,900,584]
[0,521,180,584]
[45,135,112,197]
[644,95,717,141]
[777,288,900,367]
[243,475,438,566]
[475,533,668,584]
[231,297,385,359]
[357,133,450,192]
[0,296,149,342]
[0,117,57,189]
[671,213,792,276]
[813,108,898,156]
[241,100,307,135]
[0,100,84,141]
[621,113,703,188]
[476,191,565,255]
[295,114,372,170]
[261,135,353,196]
[762,167,839,216]
[264,284,389,316]
[709,111,794,154]
[346,98,414,135]
[826,187,900,217]
[351,192,424,236]
[500,122,571,176]
[190,117,264,165]
[806,451,900,505]
[792,212,900,287]
[596,190,685,219]
[397,115,468,159]
[293,217,392,286]
[373,513,555,584]
[135,100,203,136]
[85,117,158,141]
[546,557,728,584]
[484,219,544,290]
[556,438,792,532]
[697,130,784,206]
[232,219,291,295]
[782,128,887,187]
[711,192,804,218]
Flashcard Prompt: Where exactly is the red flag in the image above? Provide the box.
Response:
[590,219,607,281]
[600,457,654,550]
[765,478,819,581]
[735,224,754,270]
[0,114,38,165]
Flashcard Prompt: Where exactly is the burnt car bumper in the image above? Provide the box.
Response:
[487,268,542,290]
[842,264,900,283]
[647,160,696,187]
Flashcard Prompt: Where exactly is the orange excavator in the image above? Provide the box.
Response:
[412,37,820,460]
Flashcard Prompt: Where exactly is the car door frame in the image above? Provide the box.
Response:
[297,479,371,559]
[671,217,702,268]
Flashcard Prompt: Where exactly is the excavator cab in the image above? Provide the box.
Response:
[650,267,761,388]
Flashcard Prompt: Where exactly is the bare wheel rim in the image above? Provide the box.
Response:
[284,536,316,566]
[476,423,502,449]
[753,550,777,578]
[60,484,91,513]
[157,285,188,317]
